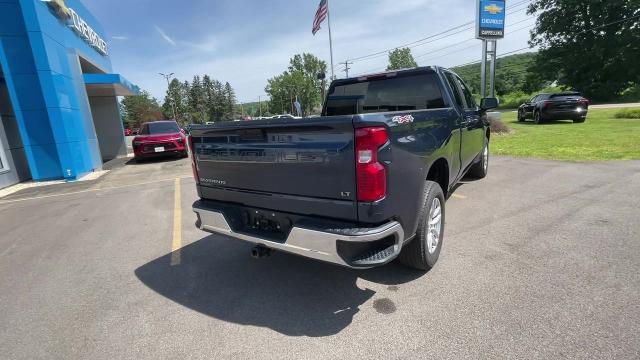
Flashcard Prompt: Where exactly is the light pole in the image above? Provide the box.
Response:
[159,72,178,121]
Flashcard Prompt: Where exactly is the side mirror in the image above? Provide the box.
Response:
[480,97,499,110]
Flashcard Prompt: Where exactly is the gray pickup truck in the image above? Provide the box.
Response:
[189,67,497,270]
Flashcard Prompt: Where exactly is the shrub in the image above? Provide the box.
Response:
[498,91,531,109]
[496,86,569,110]
[614,109,640,119]
[489,117,512,134]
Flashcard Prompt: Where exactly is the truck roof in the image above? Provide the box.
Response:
[336,66,440,85]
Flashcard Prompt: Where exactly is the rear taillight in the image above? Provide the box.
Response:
[355,127,388,202]
[188,135,199,184]
[580,99,590,106]
[543,100,552,108]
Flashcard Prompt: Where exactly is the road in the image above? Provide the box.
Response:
[589,103,640,109]
[0,156,639,359]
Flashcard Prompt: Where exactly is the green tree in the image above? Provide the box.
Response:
[223,82,237,120]
[528,0,640,101]
[265,53,327,116]
[121,90,163,128]
[162,78,187,121]
[188,75,208,123]
[162,75,237,123]
[202,75,214,122]
[211,80,226,121]
[453,53,538,96]
[386,48,418,71]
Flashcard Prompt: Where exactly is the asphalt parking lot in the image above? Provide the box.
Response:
[1,156,639,359]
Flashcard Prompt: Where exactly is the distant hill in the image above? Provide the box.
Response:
[452,52,537,96]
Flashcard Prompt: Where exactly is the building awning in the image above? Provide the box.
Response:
[83,74,140,97]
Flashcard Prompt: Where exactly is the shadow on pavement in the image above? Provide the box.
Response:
[135,234,425,337]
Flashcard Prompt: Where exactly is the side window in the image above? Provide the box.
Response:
[444,72,464,109]
[530,96,538,103]
[455,76,477,109]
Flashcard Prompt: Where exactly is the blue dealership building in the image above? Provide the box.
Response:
[0,0,137,189]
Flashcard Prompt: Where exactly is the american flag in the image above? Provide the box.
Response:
[312,0,328,35]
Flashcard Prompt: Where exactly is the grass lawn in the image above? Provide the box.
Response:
[492,108,640,161]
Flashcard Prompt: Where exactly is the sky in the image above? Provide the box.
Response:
[82,0,537,103]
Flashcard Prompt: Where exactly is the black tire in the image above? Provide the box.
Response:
[398,181,445,271]
[517,110,525,122]
[468,140,489,179]
[534,111,544,124]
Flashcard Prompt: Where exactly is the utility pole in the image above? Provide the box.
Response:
[258,95,262,118]
[159,72,178,121]
[342,61,353,78]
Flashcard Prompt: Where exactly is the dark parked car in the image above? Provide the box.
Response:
[189,67,497,270]
[132,121,187,162]
[518,92,590,124]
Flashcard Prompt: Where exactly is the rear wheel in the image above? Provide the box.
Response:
[534,111,544,124]
[398,181,445,271]
[468,140,489,179]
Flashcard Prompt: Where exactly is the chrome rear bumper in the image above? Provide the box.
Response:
[193,204,405,268]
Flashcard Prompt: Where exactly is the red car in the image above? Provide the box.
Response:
[124,128,133,136]
[132,121,188,161]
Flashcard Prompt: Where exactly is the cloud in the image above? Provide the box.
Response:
[154,25,176,46]
[111,35,128,40]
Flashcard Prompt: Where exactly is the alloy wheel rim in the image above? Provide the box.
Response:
[426,198,442,254]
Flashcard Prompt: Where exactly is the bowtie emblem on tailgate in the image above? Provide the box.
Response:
[391,114,415,124]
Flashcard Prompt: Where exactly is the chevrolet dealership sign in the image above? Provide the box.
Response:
[42,0,108,55]
[476,0,506,39]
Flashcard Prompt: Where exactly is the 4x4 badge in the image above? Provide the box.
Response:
[391,114,415,124]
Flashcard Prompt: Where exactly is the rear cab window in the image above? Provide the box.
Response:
[324,72,447,116]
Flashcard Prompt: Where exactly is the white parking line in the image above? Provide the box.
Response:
[0,176,192,205]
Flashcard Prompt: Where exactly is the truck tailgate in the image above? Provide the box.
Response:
[191,117,356,203]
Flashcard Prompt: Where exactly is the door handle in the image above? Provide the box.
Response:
[461,117,475,126]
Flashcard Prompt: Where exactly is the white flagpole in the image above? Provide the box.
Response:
[326,0,335,80]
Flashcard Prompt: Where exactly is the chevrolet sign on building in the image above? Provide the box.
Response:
[476,0,506,39]
[43,0,108,55]
[0,0,138,189]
